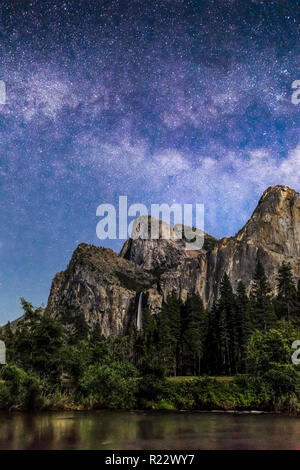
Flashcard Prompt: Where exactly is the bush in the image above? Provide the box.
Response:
[0,365,43,409]
[246,326,299,374]
[136,375,169,407]
[189,378,239,409]
[262,364,299,396]
[80,362,138,409]
[23,374,44,409]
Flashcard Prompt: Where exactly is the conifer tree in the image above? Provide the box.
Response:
[158,295,182,376]
[135,308,161,375]
[276,262,297,320]
[235,282,252,372]
[182,293,207,375]
[217,273,236,375]
[203,302,219,375]
[250,261,276,331]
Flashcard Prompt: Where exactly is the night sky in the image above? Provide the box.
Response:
[0,0,299,323]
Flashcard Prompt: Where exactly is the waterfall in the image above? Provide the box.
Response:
[137,292,143,331]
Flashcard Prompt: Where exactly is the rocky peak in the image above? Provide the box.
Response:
[205,185,300,304]
[259,185,298,205]
[120,215,187,270]
[235,185,300,257]
[120,215,218,270]
[45,242,156,335]
[45,186,300,335]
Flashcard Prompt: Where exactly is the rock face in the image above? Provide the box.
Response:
[206,185,300,304]
[45,243,157,335]
[120,216,187,270]
[46,185,300,335]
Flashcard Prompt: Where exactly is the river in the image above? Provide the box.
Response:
[0,411,299,450]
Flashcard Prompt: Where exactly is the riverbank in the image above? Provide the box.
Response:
[1,374,299,415]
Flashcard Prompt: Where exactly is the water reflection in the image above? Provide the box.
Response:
[0,411,299,450]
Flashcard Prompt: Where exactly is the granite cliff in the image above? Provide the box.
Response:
[45,185,300,335]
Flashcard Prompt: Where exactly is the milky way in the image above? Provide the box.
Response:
[0,0,299,322]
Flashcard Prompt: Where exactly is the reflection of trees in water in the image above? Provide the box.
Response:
[39,413,80,450]
[0,411,200,449]
[0,413,40,449]
[136,413,207,449]
[0,414,15,448]
[208,414,300,451]
[68,411,173,449]
[77,411,140,449]
[0,412,80,450]
[0,412,300,450]
[78,411,214,449]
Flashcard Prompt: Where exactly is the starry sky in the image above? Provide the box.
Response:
[0,0,299,323]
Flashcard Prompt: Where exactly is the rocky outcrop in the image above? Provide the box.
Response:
[120,216,188,270]
[46,185,300,335]
[206,185,300,304]
[45,243,157,335]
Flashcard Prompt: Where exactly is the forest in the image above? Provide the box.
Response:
[0,261,299,413]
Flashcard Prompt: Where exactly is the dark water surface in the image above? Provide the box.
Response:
[0,411,299,450]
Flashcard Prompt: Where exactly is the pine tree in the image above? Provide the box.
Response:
[251,261,276,331]
[158,295,182,376]
[134,309,161,376]
[182,294,207,375]
[203,302,219,375]
[276,262,297,320]
[89,322,109,364]
[235,282,253,372]
[217,273,236,375]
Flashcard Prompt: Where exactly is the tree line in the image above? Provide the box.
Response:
[132,261,300,377]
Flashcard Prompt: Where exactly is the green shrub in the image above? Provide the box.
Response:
[262,364,299,396]
[23,374,44,409]
[80,362,138,409]
[136,375,170,407]
[0,365,43,409]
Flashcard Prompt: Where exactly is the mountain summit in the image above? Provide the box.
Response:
[45,186,300,335]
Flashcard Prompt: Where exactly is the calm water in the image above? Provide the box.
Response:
[0,411,299,450]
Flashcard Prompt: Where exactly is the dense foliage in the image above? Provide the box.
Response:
[0,262,299,412]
